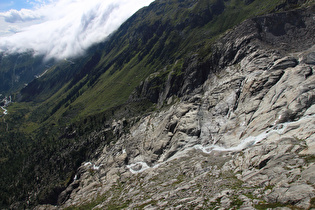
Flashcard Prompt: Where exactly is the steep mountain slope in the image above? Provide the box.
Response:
[0,0,314,209]
[0,52,52,96]
[35,5,315,209]
[18,0,299,122]
[34,6,315,209]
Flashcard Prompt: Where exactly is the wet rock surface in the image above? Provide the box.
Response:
[39,7,315,209]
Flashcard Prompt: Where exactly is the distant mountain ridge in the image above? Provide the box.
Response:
[0,52,53,96]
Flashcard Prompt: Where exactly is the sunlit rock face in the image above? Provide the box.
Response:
[37,6,315,210]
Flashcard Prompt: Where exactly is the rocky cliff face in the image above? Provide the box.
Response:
[37,6,315,209]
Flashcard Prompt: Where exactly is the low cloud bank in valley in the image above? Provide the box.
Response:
[0,0,154,60]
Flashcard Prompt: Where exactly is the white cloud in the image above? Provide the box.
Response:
[0,8,42,23]
[7,25,21,33]
[0,0,154,60]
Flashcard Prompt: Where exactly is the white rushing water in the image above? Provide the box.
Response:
[1,96,11,115]
[126,127,278,174]
[194,129,273,154]
[126,128,278,174]
[83,162,101,170]
[1,106,8,115]
[194,114,315,154]
[125,114,314,174]
[127,162,151,174]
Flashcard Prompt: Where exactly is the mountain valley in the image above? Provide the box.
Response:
[0,0,314,209]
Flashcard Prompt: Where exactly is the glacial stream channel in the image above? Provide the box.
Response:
[1,106,8,115]
[126,114,314,174]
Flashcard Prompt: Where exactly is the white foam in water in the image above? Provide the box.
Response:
[84,162,92,166]
[126,126,276,173]
[125,114,314,174]
[93,165,100,170]
[1,107,8,115]
[194,130,270,153]
[194,115,315,154]
[127,162,151,174]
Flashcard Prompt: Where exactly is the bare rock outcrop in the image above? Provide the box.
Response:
[51,6,315,209]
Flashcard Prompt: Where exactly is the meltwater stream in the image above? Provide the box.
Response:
[1,96,11,115]
[193,129,273,153]
[1,107,8,115]
[126,114,314,174]
[193,118,298,154]
[126,126,286,174]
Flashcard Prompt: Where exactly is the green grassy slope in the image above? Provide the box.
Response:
[20,0,296,124]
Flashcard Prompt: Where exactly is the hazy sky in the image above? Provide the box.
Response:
[0,0,154,60]
[0,0,37,12]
